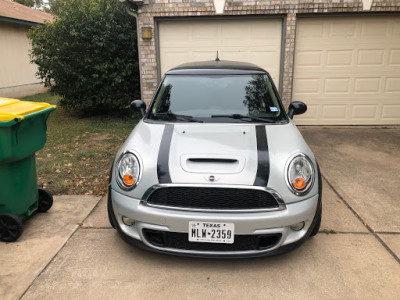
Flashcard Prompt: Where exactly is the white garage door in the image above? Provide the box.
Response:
[293,16,400,125]
[158,18,283,89]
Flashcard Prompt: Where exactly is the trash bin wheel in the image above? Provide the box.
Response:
[0,213,23,242]
[38,188,53,213]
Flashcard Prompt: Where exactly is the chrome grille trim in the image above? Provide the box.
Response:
[141,184,286,212]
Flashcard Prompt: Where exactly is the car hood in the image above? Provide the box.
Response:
[112,120,318,203]
[169,124,257,183]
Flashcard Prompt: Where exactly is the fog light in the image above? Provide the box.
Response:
[122,216,135,226]
[290,221,305,231]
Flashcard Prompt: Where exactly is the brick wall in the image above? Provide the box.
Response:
[134,0,400,106]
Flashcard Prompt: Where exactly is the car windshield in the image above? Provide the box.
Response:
[147,74,286,123]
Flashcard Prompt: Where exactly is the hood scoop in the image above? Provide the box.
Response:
[187,158,237,163]
[180,154,245,174]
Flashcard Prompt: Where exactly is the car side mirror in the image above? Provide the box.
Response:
[288,101,307,119]
[131,100,146,117]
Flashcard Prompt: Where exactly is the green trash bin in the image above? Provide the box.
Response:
[0,97,56,242]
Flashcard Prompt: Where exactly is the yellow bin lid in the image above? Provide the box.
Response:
[0,97,56,122]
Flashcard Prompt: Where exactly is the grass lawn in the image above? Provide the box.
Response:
[21,92,138,195]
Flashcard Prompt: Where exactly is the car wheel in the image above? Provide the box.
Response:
[107,193,117,229]
[0,213,23,242]
[107,166,117,229]
[310,162,322,237]
[37,188,53,212]
[310,208,321,237]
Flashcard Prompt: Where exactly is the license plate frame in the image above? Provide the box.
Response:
[188,221,234,244]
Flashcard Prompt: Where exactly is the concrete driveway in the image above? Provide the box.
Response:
[1,126,399,299]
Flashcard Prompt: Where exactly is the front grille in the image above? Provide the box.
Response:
[146,187,279,210]
[143,229,281,252]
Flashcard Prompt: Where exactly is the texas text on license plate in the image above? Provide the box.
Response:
[189,221,234,244]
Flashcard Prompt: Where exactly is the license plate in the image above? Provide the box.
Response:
[188,221,234,244]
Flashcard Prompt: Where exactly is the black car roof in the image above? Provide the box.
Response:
[165,60,269,75]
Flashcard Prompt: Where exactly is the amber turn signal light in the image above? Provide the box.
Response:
[293,177,306,190]
[123,174,135,186]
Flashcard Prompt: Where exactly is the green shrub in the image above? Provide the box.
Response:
[28,0,140,115]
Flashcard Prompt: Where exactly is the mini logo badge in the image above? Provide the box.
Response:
[204,175,220,182]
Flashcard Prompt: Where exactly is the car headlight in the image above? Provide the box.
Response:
[115,152,141,191]
[286,153,315,196]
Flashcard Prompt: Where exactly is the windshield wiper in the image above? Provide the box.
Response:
[211,114,274,123]
[153,112,203,123]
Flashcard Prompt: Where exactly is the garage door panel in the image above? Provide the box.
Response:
[296,47,395,67]
[351,105,378,119]
[324,78,351,94]
[385,78,400,93]
[192,24,218,41]
[220,23,249,42]
[294,16,400,125]
[360,20,388,36]
[329,22,357,37]
[294,100,400,125]
[354,78,381,94]
[251,22,281,41]
[160,25,190,45]
[389,49,400,65]
[382,105,400,119]
[295,74,394,92]
[159,19,282,89]
[293,78,320,94]
[394,21,400,35]
[297,22,324,38]
[322,105,348,120]
[296,51,323,66]
[326,50,353,66]
[357,49,385,65]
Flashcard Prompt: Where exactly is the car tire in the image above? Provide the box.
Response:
[310,162,323,237]
[107,192,117,229]
[107,166,117,229]
[310,208,321,237]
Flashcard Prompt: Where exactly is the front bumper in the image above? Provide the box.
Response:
[110,188,320,258]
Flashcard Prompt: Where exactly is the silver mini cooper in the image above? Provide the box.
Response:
[108,60,322,258]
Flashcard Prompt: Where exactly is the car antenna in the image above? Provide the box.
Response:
[215,51,220,62]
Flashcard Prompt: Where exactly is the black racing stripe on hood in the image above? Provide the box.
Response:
[254,125,270,187]
[157,124,174,183]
